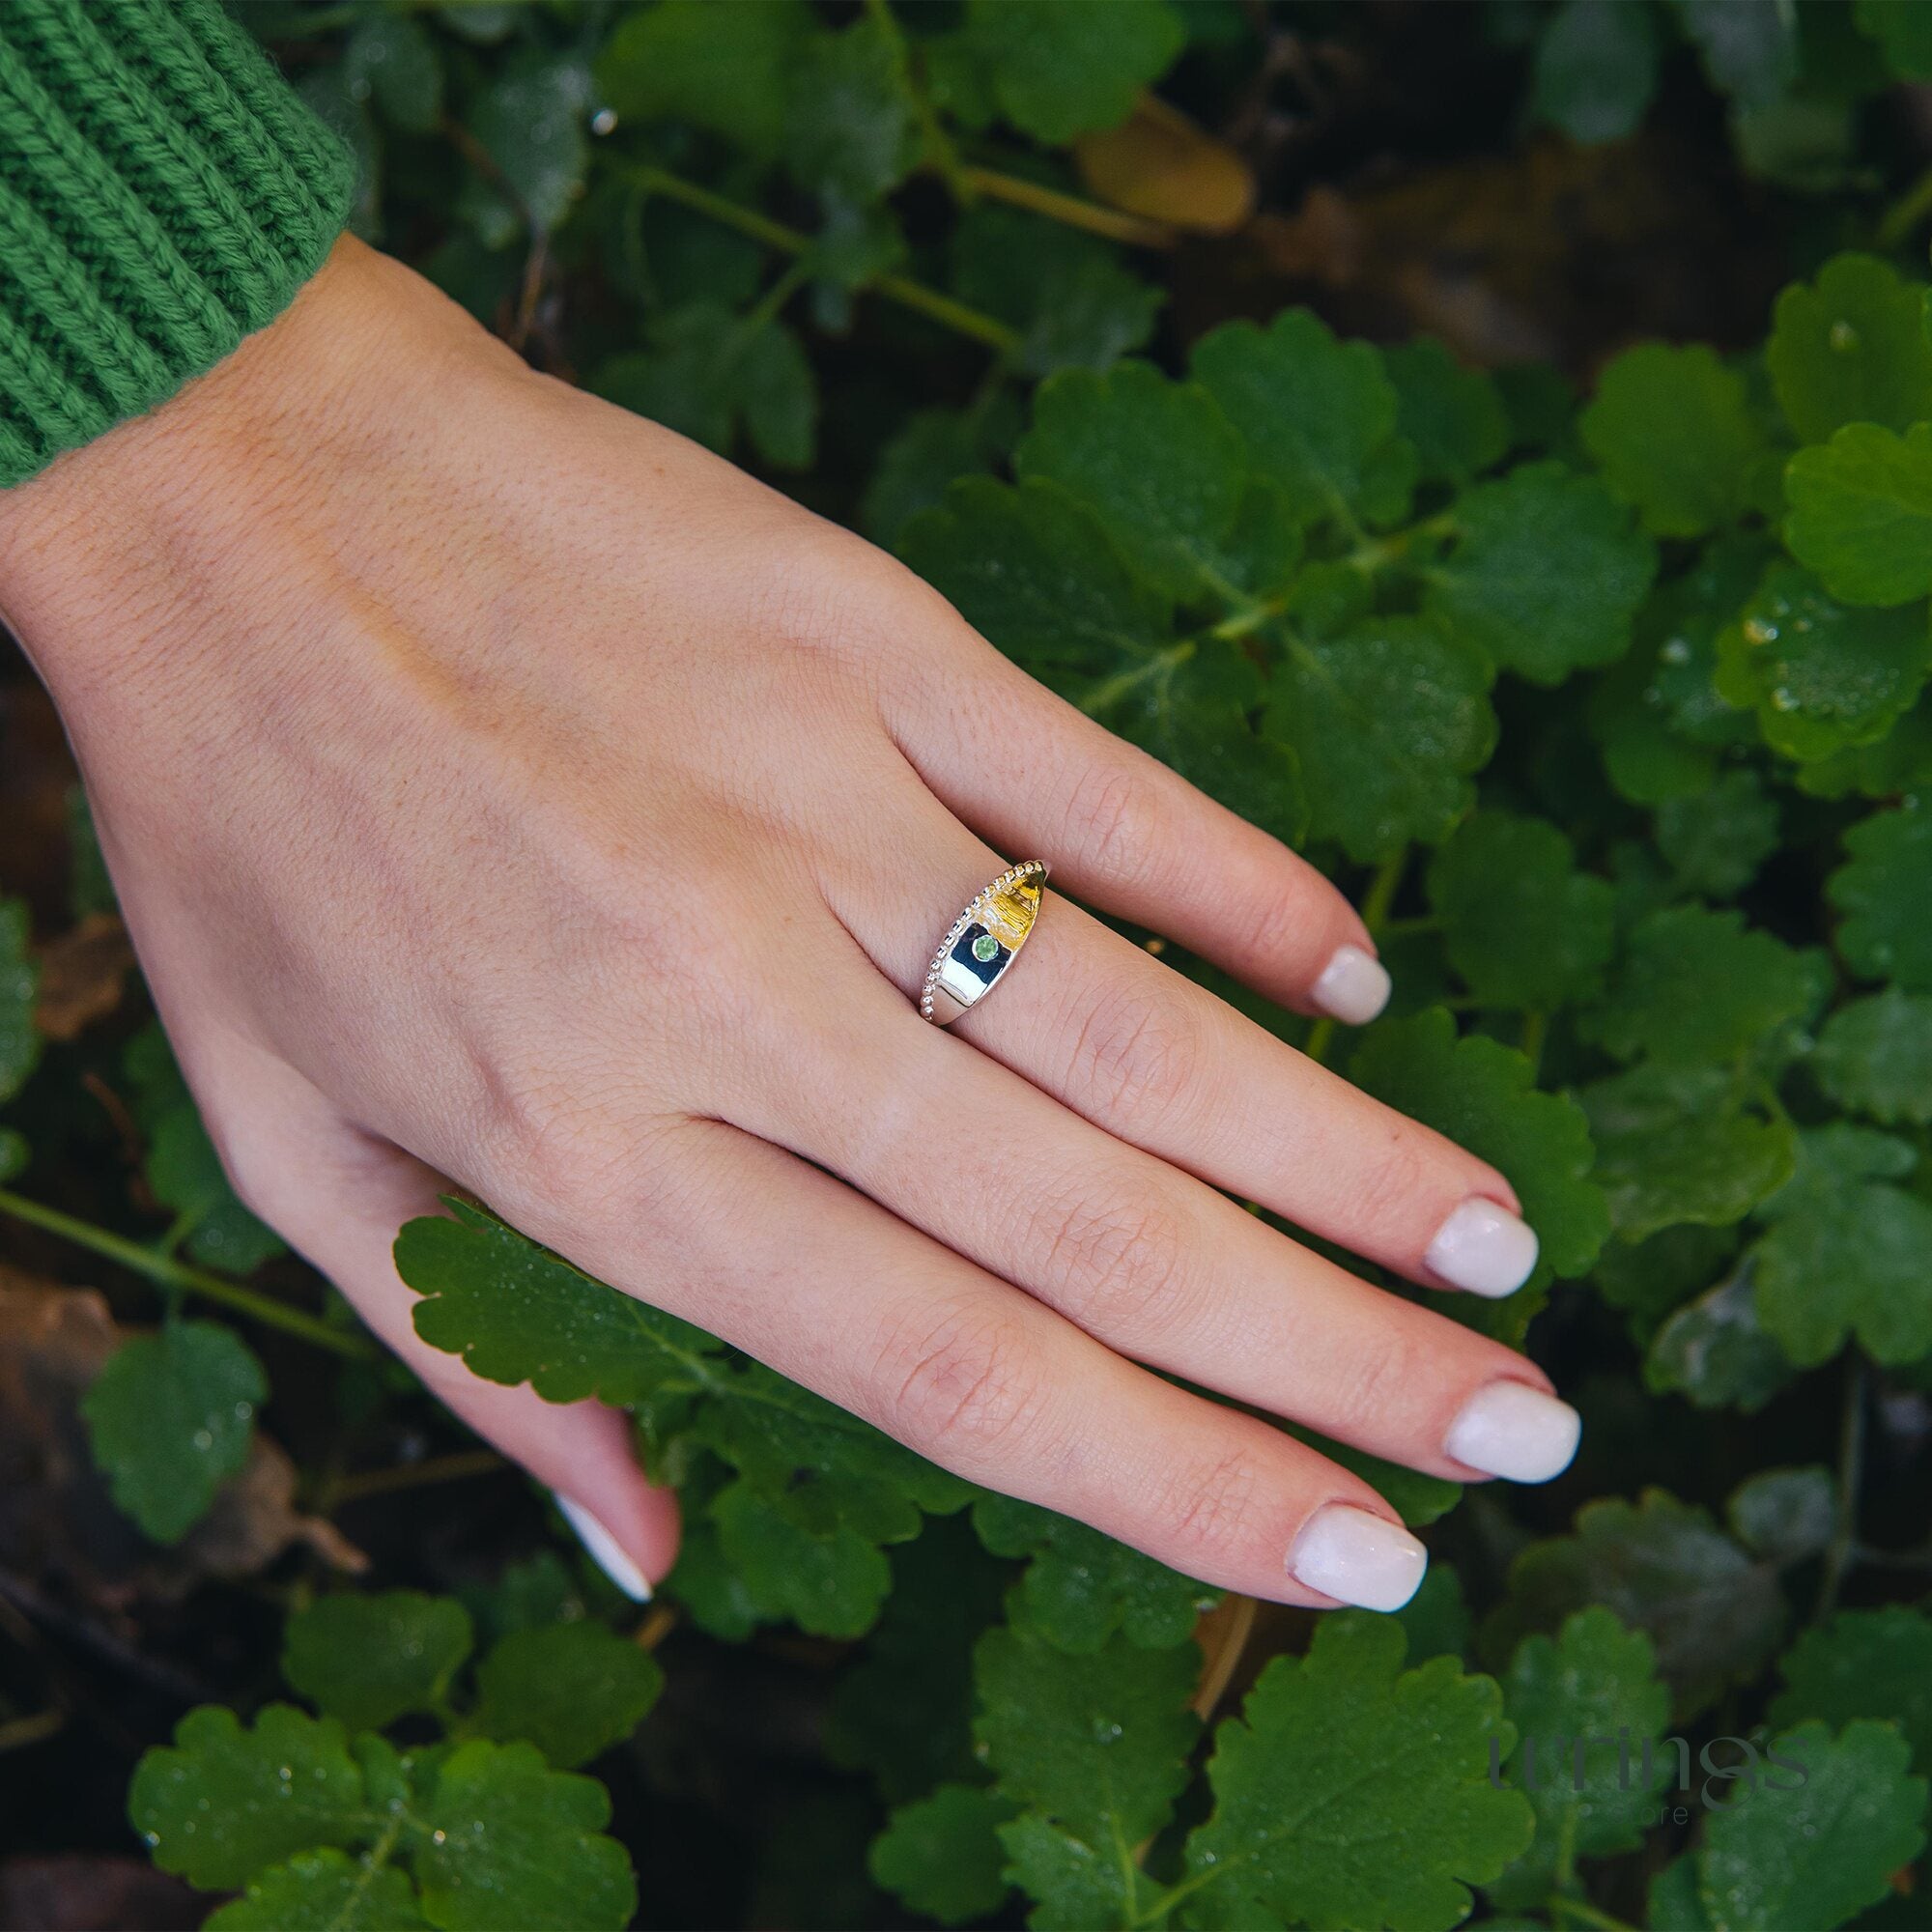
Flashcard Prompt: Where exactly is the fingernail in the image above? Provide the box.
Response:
[1445,1381,1581,1484]
[1287,1502,1427,1611]
[554,1493,652,1602]
[1426,1198,1538,1297]
[1311,944,1391,1025]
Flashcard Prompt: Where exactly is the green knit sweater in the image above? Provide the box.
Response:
[0,0,354,488]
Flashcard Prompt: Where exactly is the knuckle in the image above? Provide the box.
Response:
[1354,1134,1430,1236]
[1061,761,1166,892]
[872,1300,1046,1463]
[1066,980,1205,1126]
[1029,1180,1195,1339]
[1321,1327,1431,1441]
[1156,1449,1270,1563]
[1236,872,1314,965]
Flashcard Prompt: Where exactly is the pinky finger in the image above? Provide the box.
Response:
[220,1094,679,1599]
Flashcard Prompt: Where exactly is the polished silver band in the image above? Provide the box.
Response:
[919,861,1049,1027]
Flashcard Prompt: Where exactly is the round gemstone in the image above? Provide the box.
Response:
[972,931,1001,963]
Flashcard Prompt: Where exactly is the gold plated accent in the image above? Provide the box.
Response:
[920,861,1049,1025]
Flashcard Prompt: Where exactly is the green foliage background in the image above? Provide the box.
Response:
[5,1,1932,1928]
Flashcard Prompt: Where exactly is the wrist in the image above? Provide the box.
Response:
[0,239,517,707]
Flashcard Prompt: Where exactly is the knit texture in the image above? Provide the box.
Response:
[0,0,355,487]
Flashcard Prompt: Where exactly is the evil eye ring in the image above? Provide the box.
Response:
[918,861,1049,1027]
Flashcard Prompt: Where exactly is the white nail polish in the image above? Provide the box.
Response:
[1445,1381,1581,1484]
[1287,1503,1427,1611]
[1426,1198,1539,1297]
[1311,944,1391,1025]
[554,1493,652,1602]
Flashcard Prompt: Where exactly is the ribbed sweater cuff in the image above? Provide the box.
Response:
[0,0,355,488]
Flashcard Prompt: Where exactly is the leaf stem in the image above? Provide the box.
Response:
[1548,1895,1643,1932]
[0,1708,63,1754]
[329,1448,505,1505]
[1521,1009,1548,1075]
[0,1188,373,1360]
[1813,1352,1867,1622]
[1877,163,1932,249]
[956,163,1174,246]
[1361,847,1407,934]
[628,167,1022,354]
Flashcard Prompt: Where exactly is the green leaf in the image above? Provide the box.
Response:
[869,1783,1015,1927]
[1857,0,1932,76]
[124,1025,284,1272]
[344,14,440,133]
[975,1623,1198,1870]
[1579,344,1771,538]
[469,1622,663,1770]
[950,206,1162,377]
[1530,0,1660,142]
[0,898,38,1102]
[1655,768,1779,897]
[1427,810,1615,1009]
[1772,1606,1932,1768]
[1785,421,1932,606]
[1796,689,1932,799]
[1692,1720,1926,1932]
[1426,460,1658,684]
[1385,339,1510,488]
[953,0,1185,142]
[1596,1220,1739,1344]
[207,1849,430,1931]
[709,1473,895,1639]
[470,53,589,233]
[1767,253,1932,444]
[1350,1010,1609,1291]
[593,306,818,470]
[1265,616,1494,861]
[1192,309,1407,528]
[1395,1563,1473,1666]
[400,1199,724,1409]
[83,1321,266,1544]
[1488,1607,1672,1910]
[1176,1615,1532,1932]
[1831,802,1932,988]
[1579,1064,1797,1241]
[1014,363,1262,605]
[1581,905,1823,1065]
[1645,1259,1799,1412]
[1591,531,1764,804]
[863,406,1009,549]
[282,1592,473,1736]
[1715,560,1932,759]
[970,1492,1217,1652]
[1751,1122,1932,1365]
[412,1740,637,1932]
[1671,0,1799,106]
[594,0,810,158]
[826,1520,1008,1804]
[1813,985,1932,1122]
[131,1704,370,1890]
[784,17,919,204]
[1482,1490,1787,1719]
[1725,1464,1835,1564]
[998,1813,1166,1931]
[902,476,1304,845]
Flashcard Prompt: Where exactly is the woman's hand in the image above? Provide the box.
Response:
[0,238,1577,1610]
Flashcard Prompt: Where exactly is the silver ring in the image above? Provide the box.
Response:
[919,861,1049,1026]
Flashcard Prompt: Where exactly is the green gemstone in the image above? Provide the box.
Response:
[972,932,1001,963]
